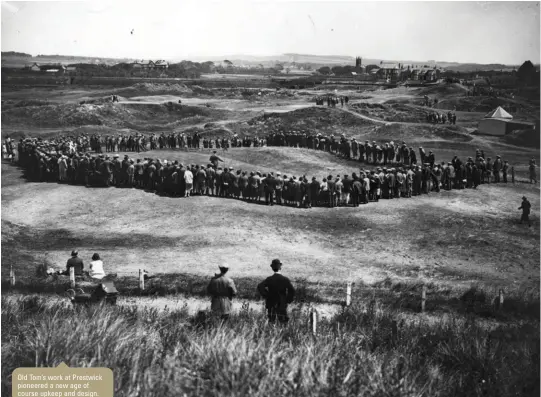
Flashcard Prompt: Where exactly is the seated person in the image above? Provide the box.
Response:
[89,253,106,280]
[62,250,84,276]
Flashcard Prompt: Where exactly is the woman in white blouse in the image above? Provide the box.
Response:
[89,253,106,280]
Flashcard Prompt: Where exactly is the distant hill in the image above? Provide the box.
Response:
[1,51,523,72]
[1,51,31,57]
[1,53,136,68]
[442,63,516,72]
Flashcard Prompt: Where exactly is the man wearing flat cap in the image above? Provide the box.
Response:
[207,263,237,320]
[257,259,296,324]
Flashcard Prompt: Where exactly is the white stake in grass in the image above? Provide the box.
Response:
[69,266,75,288]
[346,282,352,307]
[421,285,427,312]
[10,265,15,287]
[139,269,145,291]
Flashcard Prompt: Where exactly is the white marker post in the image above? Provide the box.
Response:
[10,265,15,287]
[139,269,145,291]
[499,289,504,309]
[421,285,427,312]
[69,266,75,288]
[346,282,352,307]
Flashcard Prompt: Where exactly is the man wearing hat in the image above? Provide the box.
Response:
[65,249,84,276]
[518,196,532,227]
[257,259,296,324]
[209,151,224,169]
[100,155,113,187]
[112,154,121,186]
[207,263,237,320]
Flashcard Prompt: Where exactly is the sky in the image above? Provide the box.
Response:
[1,1,540,64]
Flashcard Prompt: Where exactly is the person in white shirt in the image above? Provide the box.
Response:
[184,168,194,197]
[89,253,106,280]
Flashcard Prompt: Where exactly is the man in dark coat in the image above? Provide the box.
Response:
[65,250,84,276]
[518,196,532,227]
[342,175,352,206]
[265,173,276,206]
[472,165,481,188]
[413,166,422,195]
[100,156,113,187]
[351,173,362,206]
[257,259,296,324]
[310,177,320,207]
[427,151,435,168]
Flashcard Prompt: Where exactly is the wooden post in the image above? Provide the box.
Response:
[391,320,398,343]
[69,266,75,288]
[310,309,317,336]
[421,285,427,312]
[139,269,145,291]
[499,289,504,309]
[346,282,352,307]
[511,167,515,184]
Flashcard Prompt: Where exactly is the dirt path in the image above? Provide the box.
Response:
[337,106,391,125]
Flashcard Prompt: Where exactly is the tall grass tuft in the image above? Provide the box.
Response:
[2,295,539,397]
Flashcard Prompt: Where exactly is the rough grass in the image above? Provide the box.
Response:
[1,295,539,397]
[233,106,375,137]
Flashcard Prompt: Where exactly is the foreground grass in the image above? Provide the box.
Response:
[2,295,539,397]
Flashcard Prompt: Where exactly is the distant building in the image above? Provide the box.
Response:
[130,60,168,70]
[354,56,366,74]
[38,64,66,74]
[153,60,168,70]
[478,106,534,136]
[409,67,441,82]
[22,62,40,71]
[376,63,401,81]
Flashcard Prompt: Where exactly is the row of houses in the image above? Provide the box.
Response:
[24,63,77,73]
[129,60,168,70]
[358,63,440,82]
[23,59,169,73]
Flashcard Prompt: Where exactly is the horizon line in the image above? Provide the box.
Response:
[0,50,528,67]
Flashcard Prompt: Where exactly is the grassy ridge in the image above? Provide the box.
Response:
[2,295,539,397]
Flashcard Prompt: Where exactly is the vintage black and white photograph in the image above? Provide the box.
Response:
[1,1,540,396]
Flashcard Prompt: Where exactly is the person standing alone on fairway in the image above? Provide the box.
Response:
[518,196,532,227]
[257,259,296,324]
[207,264,237,320]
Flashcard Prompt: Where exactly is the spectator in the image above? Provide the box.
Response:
[89,253,106,280]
